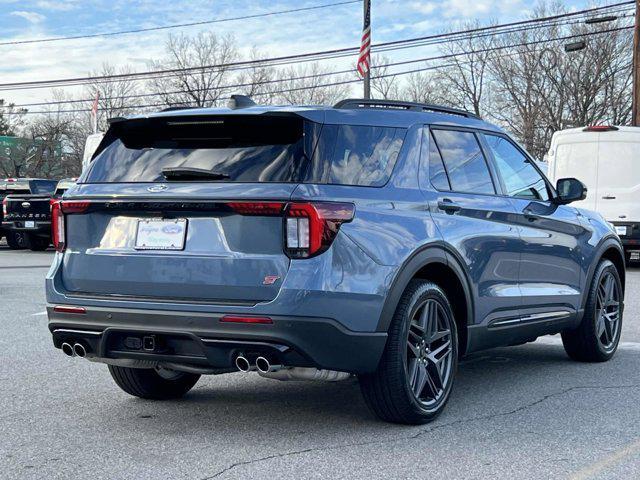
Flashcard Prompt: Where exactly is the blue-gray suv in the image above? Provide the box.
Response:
[46,97,626,424]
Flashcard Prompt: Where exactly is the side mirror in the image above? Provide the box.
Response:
[555,178,587,205]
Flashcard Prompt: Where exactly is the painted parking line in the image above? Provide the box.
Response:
[535,336,640,351]
[569,437,640,480]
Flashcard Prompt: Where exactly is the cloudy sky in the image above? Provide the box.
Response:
[0,0,607,108]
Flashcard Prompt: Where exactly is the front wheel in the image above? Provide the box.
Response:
[562,259,623,362]
[359,280,458,424]
[108,365,200,400]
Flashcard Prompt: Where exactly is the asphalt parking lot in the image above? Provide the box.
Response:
[1,246,639,480]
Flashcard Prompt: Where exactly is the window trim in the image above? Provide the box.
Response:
[428,126,500,197]
[479,132,557,202]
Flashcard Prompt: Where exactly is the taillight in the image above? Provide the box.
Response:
[284,202,354,258]
[51,200,64,252]
[52,200,91,252]
[2,197,7,217]
[228,202,284,216]
[53,305,86,314]
[220,315,273,324]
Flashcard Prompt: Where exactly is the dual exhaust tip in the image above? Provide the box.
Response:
[235,355,278,373]
[61,342,87,358]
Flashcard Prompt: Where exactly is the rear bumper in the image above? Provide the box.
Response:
[2,221,51,237]
[47,305,387,374]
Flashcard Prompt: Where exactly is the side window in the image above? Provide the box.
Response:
[431,129,495,195]
[424,128,450,190]
[484,134,550,201]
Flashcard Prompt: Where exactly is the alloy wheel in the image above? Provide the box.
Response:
[406,298,454,407]
[595,271,621,352]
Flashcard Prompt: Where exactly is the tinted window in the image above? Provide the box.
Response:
[308,124,405,186]
[84,116,314,184]
[84,116,405,187]
[29,180,57,194]
[484,134,549,201]
[424,129,450,190]
[431,129,495,194]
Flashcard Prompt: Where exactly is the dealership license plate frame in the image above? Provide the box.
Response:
[134,218,188,251]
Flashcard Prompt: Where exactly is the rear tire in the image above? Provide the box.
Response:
[108,365,200,400]
[359,280,458,424]
[561,259,623,362]
[6,231,27,249]
[28,235,49,251]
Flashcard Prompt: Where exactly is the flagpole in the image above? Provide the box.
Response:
[363,0,371,99]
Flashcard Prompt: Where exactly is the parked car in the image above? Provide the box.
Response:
[547,125,640,263]
[2,178,57,250]
[46,98,625,424]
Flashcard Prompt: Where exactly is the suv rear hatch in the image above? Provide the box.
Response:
[58,112,403,304]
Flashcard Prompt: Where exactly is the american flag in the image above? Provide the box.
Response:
[357,0,371,78]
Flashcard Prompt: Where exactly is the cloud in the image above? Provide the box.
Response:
[35,1,79,11]
[10,10,46,23]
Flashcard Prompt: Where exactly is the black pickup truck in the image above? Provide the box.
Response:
[1,178,59,250]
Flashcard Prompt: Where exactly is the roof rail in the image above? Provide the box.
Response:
[333,98,480,119]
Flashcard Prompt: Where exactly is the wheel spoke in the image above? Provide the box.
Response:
[413,363,428,396]
[596,315,606,338]
[407,340,420,359]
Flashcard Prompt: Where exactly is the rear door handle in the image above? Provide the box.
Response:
[602,195,616,200]
[523,209,541,221]
[437,199,462,213]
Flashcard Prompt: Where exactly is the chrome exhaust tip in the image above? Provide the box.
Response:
[235,355,251,372]
[255,356,271,374]
[61,342,75,357]
[73,343,87,358]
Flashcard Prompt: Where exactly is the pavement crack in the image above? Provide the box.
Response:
[199,383,640,479]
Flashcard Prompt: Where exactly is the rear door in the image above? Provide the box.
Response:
[424,127,522,326]
[482,133,584,316]
[595,129,640,223]
[61,114,317,304]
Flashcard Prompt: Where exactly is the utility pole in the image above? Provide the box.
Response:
[359,0,371,99]
[633,0,640,126]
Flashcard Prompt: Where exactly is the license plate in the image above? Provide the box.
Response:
[135,218,187,250]
[615,226,628,236]
[24,220,35,228]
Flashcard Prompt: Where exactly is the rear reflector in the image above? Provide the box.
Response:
[53,305,87,314]
[220,315,273,324]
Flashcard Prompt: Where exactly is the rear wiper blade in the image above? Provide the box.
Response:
[161,167,231,181]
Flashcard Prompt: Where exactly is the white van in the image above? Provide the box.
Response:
[81,132,105,173]
[547,125,640,262]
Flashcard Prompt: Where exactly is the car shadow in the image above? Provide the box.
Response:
[95,341,630,435]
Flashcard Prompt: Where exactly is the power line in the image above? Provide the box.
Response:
[0,1,633,92]
[0,0,362,47]
[10,25,633,115]
[11,19,635,109]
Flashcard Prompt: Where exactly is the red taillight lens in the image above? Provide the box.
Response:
[220,315,273,324]
[52,200,91,252]
[228,202,284,216]
[284,202,354,258]
[583,125,619,132]
[2,197,7,217]
[51,200,65,252]
[53,305,86,314]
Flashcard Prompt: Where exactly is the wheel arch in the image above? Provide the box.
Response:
[377,244,474,356]
[582,237,626,312]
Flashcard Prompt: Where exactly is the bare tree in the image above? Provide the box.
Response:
[437,21,496,116]
[370,55,400,100]
[274,63,352,105]
[234,48,277,103]
[85,63,141,131]
[148,33,239,108]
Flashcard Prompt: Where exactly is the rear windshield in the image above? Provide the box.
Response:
[29,180,57,194]
[82,115,406,187]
